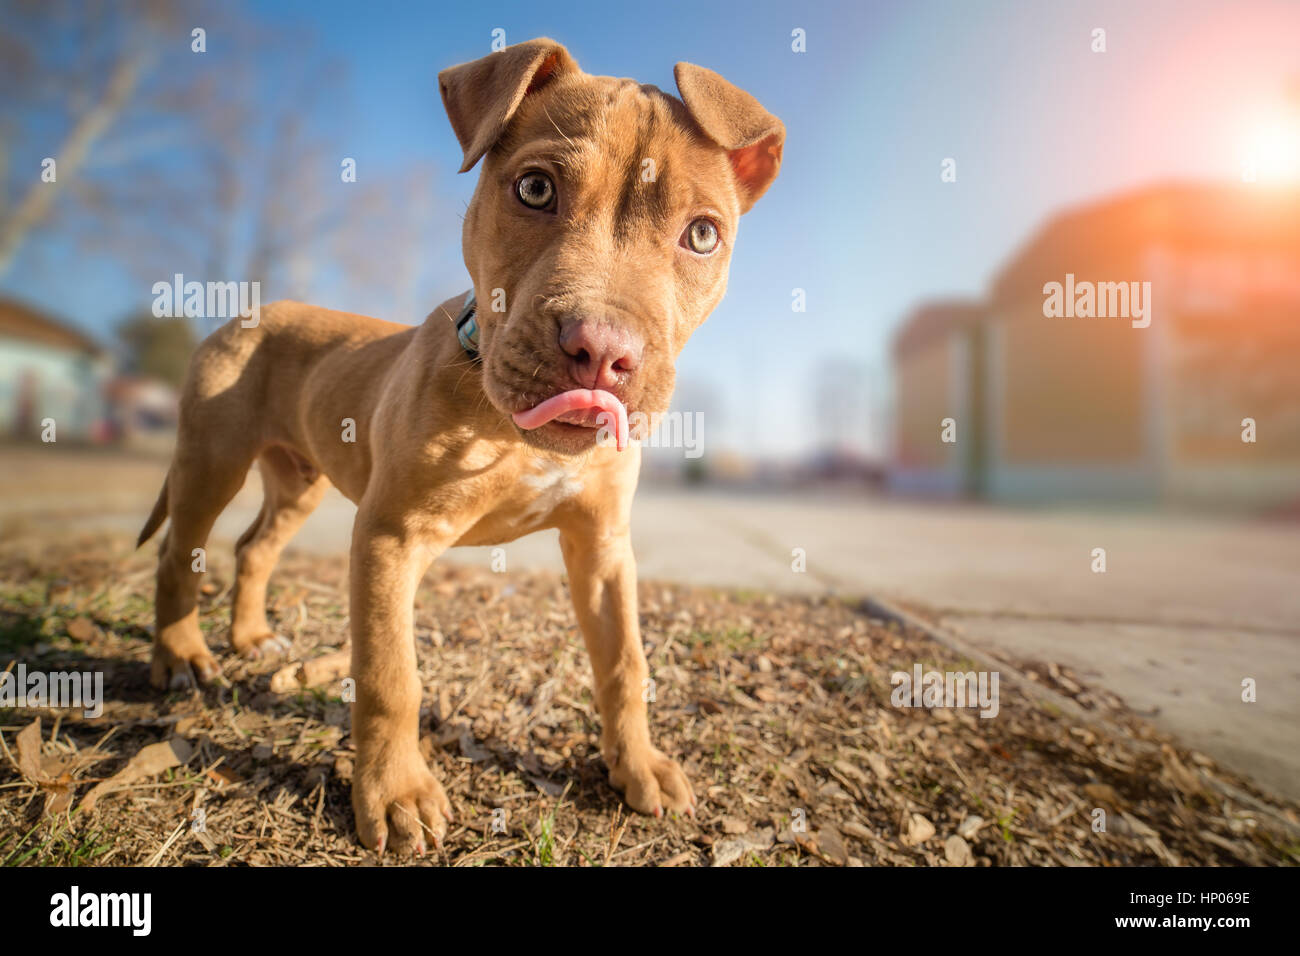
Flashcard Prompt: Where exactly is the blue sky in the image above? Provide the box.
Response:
[5,0,1298,456]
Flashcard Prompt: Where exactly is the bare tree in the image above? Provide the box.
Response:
[1,0,440,325]
[0,0,229,279]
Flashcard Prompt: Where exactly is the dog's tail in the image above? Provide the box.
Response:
[137,472,170,548]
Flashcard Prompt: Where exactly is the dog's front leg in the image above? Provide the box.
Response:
[559,525,695,817]
[349,513,453,855]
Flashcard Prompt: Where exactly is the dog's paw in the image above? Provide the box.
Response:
[149,640,220,691]
[353,752,454,857]
[609,747,696,818]
[234,632,293,661]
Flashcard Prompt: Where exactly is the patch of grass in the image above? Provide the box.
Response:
[534,804,559,866]
[827,672,873,695]
[0,582,47,609]
[0,608,46,653]
[2,820,115,867]
[998,809,1018,843]
[686,626,763,653]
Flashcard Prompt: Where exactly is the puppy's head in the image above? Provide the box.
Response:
[439,38,784,453]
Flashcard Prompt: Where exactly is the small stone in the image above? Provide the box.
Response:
[944,834,974,867]
[903,812,936,846]
[719,816,749,834]
[958,815,984,840]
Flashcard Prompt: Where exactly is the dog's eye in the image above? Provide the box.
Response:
[683,218,719,254]
[516,172,555,210]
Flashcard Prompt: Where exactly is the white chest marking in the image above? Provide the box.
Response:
[517,462,584,524]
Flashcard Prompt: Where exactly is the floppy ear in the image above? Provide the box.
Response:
[439,38,579,173]
[674,62,785,213]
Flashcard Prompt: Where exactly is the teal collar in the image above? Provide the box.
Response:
[455,289,479,359]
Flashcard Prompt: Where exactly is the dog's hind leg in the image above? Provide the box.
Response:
[150,444,256,689]
[228,445,329,658]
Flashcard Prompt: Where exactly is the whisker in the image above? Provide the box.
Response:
[543,103,578,152]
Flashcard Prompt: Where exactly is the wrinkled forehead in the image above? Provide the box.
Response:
[492,75,739,221]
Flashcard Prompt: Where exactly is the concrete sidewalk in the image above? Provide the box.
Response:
[4,448,1298,801]
[626,491,1300,803]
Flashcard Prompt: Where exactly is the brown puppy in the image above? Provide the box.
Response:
[137,38,784,854]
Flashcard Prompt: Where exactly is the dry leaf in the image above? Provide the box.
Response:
[711,827,774,866]
[66,617,97,642]
[15,719,43,783]
[1084,782,1122,808]
[842,821,874,844]
[866,752,890,782]
[814,826,849,865]
[205,765,244,790]
[833,759,870,784]
[80,737,194,813]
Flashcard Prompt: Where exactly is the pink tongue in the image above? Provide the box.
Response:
[512,389,629,451]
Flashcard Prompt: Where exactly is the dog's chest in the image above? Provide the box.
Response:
[457,457,585,546]
[516,460,585,522]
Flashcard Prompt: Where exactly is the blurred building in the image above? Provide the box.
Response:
[0,297,111,442]
[890,300,986,497]
[891,184,1300,509]
[104,375,179,452]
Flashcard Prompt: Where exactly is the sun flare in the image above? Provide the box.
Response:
[1241,115,1300,184]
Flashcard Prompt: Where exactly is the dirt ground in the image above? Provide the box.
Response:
[6,445,1299,805]
[1,527,1297,867]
